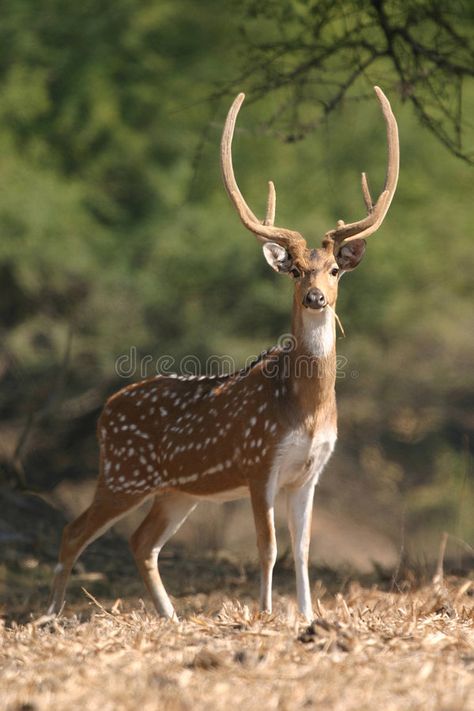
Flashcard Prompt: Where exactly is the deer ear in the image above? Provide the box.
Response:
[336,239,366,271]
[262,242,293,274]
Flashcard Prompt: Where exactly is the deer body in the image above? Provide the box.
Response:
[49,87,398,620]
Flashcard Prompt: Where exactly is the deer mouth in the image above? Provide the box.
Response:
[303,303,326,312]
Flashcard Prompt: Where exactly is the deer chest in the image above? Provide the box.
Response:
[272,427,337,491]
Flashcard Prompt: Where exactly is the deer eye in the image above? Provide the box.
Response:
[289,267,301,279]
[330,266,339,277]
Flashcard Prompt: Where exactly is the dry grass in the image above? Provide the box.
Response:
[1,576,473,711]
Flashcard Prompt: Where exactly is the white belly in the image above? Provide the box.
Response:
[187,429,335,504]
[272,427,337,491]
[194,486,250,503]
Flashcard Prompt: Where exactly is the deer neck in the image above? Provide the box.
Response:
[285,299,337,422]
[292,300,336,361]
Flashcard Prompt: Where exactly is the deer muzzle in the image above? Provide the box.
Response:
[303,288,327,310]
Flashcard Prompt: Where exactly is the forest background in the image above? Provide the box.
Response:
[0,0,472,591]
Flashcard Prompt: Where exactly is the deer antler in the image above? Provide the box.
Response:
[326,86,399,252]
[221,93,306,252]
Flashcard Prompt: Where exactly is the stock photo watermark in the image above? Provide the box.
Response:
[114,335,358,381]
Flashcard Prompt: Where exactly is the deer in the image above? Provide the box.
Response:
[48,86,399,622]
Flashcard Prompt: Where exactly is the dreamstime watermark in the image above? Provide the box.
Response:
[114,334,357,381]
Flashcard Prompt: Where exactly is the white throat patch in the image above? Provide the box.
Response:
[300,307,335,358]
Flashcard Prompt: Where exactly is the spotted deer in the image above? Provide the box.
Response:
[49,86,399,621]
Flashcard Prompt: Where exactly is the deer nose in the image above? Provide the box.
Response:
[303,288,327,310]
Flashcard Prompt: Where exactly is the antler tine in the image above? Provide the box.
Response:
[361,172,373,212]
[221,94,305,249]
[264,180,276,226]
[328,86,399,249]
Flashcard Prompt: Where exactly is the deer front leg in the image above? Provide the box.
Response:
[287,481,316,621]
[249,480,277,613]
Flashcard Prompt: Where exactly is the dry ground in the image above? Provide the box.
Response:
[1,491,473,709]
[1,571,473,711]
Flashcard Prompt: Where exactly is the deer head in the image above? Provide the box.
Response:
[221,87,399,315]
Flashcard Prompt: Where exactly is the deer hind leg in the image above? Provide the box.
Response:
[129,491,197,619]
[48,488,146,615]
[249,480,277,614]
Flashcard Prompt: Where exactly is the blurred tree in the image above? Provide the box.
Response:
[237,0,474,162]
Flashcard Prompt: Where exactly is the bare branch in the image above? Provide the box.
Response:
[232,0,473,163]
